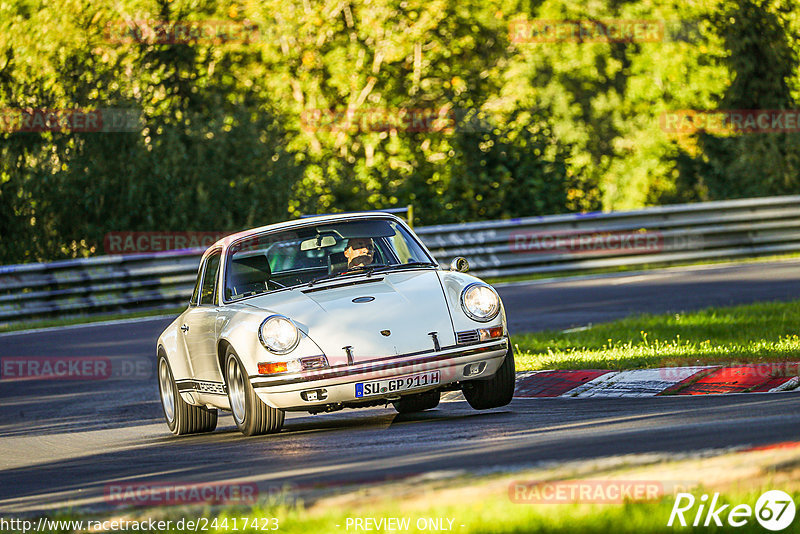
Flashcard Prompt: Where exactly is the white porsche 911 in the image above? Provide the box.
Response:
[156,213,515,436]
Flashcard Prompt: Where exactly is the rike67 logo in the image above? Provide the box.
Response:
[668,491,796,531]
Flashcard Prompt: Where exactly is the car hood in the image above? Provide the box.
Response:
[242,270,455,365]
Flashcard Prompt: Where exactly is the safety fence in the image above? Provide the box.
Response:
[2,196,799,323]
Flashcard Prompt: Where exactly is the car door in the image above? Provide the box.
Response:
[181,249,224,389]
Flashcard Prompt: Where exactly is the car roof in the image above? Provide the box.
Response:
[204,211,405,258]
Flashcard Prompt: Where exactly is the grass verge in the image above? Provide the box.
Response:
[511,299,800,372]
[19,441,800,533]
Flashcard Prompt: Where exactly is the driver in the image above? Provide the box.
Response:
[343,237,375,269]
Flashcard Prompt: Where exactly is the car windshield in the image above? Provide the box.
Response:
[224,218,434,301]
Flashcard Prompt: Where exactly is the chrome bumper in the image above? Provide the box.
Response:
[251,338,508,410]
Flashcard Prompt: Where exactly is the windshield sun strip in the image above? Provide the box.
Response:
[221,216,436,304]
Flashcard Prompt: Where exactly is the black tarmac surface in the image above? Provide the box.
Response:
[2,260,800,514]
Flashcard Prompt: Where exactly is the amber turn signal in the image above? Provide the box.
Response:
[258,361,289,375]
[478,326,504,341]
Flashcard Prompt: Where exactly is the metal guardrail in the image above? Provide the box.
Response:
[0,250,201,322]
[419,195,800,278]
[3,195,800,323]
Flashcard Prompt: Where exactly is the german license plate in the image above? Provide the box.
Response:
[355,370,440,398]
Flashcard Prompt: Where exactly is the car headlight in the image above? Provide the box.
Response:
[258,315,300,354]
[460,283,500,322]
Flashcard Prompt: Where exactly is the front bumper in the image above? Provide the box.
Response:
[251,338,509,410]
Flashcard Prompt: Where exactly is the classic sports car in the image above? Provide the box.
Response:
[157,212,514,436]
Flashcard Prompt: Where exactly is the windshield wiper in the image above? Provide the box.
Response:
[308,273,338,286]
[308,264,389,286]
[231,289,267,300]
[358,263,389,277]
[371,261,437,273]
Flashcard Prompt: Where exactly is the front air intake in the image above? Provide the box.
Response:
[456,330,480,344]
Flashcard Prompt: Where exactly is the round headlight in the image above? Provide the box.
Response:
[461,283,500,322]
[259,315,300,354]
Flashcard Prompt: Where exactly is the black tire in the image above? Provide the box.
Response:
[462,344,516,410]
[157,353,218,436]
[225,348,284,436]
[392,390,440,414]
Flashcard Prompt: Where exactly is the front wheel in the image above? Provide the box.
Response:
[225,348,284,436]
[157,353,218,436]
[462,344,516,410]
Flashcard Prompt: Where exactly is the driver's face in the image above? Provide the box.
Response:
[344,238,374,266]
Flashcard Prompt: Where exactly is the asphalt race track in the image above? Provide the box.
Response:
[499,259,800,332]
[2,260,800,514]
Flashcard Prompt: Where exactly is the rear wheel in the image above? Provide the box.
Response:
[393,390,440,414]
[225,348,284,436]
[462,344,516,410]
[157,353,218,435]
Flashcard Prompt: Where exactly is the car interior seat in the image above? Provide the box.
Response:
[328,251,347,273]
[227,254,272,298]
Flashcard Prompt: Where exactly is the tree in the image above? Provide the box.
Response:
[665,0,800,202]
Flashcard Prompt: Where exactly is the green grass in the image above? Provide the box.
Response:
[219,493,795,534]
[0,306,185,334]
[18,487,798,533]
[511,299,800,371]
[15,437,800,533]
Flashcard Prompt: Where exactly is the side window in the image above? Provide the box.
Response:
[199,251,222,306]
[190,266,203,306]
[389,223,430,264]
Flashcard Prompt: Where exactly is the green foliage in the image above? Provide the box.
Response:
[442,113,572,220]
[0,0,304,262]
[249,0,544,219]
[1,0,799,264]
[662,0,800,203]
[504,0,732,210]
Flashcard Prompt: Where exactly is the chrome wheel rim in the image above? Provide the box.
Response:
[227,357,246,424]
[158,358,175,423]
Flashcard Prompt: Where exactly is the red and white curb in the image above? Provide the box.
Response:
[509,363,800,398]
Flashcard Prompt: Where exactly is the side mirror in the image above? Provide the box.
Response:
[449,257,469,273]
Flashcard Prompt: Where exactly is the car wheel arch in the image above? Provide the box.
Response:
[217,339,233,380]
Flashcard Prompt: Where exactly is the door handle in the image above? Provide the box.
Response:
[180,324,189,333]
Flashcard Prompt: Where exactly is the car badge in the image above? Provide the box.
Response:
[380,330,391,337]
